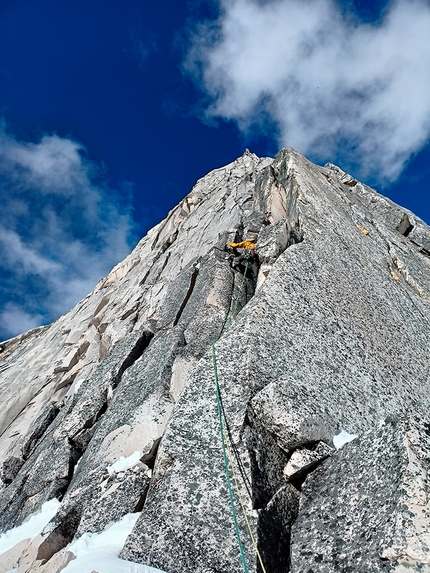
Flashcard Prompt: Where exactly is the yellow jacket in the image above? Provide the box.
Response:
[227,239,256,250]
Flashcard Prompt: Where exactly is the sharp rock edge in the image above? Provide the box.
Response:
[0,148,429,573]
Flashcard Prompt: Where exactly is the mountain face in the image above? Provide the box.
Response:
[0,148,429,573]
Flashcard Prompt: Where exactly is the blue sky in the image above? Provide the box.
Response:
[0,0,429,340]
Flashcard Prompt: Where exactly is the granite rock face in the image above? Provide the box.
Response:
[0,148,429,572]
[291,415,430,572]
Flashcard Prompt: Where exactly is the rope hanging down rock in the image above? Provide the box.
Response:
[211,255,268,573]
[212,344,249,573]
[212,344,268,573]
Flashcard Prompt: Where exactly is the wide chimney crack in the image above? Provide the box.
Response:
[244,403,333,572]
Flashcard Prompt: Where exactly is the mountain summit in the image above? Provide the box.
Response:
[0,149,429,572]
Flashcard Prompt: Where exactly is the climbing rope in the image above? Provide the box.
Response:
[219,259,253,502]
[219,392,253,500]
[212,344,249,573]
[222,419,268,573]
[211,248,268,572]
[220,257,253,499]
[212,344,268,573]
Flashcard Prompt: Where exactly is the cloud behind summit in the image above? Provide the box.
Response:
[186,0,430,182]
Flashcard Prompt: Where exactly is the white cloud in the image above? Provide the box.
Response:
[0,227,61,274]
[0,304,43,338]
[0,125,135,340]
[186,0,430,182]
[0,130,90,194]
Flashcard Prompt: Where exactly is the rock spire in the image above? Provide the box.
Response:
[0,148,429,572]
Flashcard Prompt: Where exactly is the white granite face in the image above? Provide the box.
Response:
[0,148,429,573]
[0,150,272,465]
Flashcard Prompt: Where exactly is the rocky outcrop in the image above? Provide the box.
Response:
[291,415,430,572]
[0,148,429,572]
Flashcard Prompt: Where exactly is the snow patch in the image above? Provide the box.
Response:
[0,498,60,556]
[333,429,358,449]
[63,512,166,573]
[73,379,84,394]
[107,451,142,476]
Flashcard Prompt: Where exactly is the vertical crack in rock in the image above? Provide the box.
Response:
[140,251,171,288]
[134,484,150,512]
[140,437,162,470]
[35,505,82,564]
[124,438,163,515]
[69,330,155,454]
[244,407,296,573]
[245,401,333,573]
[245,409,289,510]
[64,439,84,493]
[111,330,154,389]
[1,403,61,485]
[257,484,300,573]
[160,230,178,254]
[173,267,199,327]
[255,442,333,573]
[224,259,258,329]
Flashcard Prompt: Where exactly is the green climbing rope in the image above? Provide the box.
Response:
[212,344,249,573]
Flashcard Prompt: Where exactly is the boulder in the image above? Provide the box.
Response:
[291,415,430,572]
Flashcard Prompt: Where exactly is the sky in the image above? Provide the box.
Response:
[0,0,429,341]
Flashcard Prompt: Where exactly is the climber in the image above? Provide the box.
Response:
[227,238,256,251]
[226,237,259,278]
